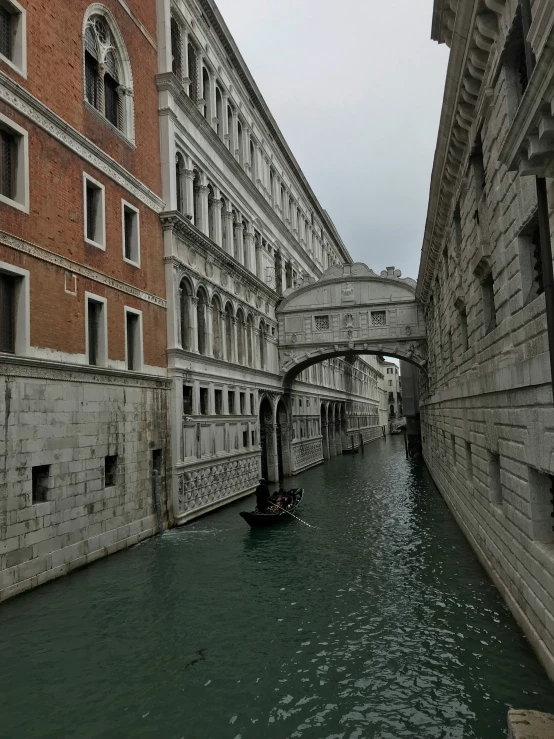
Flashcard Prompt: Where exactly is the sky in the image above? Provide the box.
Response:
[215,0,450,283]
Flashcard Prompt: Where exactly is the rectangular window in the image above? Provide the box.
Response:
[503,7,530,119]
[104,455,117,487]
[125,308,142,371]
[228,391,235,415]
[315,315,330,331]
[240,392,245,414]
[0,113,28,211]
[471,133,486,203]
[528,468,554,542]
[242,427,248,448]
[465,441,473,483]
[183,385,193,415]
[489,452,502,505]
[250,393,254,415]
[451,434,457,465]
[251,429,256,446]
[0,271,15,353]
[0,0,26,76]
[459,307,468,352]
[215,389,223,415]
[481,273,496,334]
[32,464,49,504]
[122,200,140,266]
[371,311,387,326]
[84,174,106,248]
[152,448,162,476]
[519,220,544,305]
[86,295,107,367]
[199,387,208,415]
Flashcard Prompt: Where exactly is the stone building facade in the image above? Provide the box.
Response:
[0,0,169,602]
[420,0,554,678]
[156,0,387,523]
[383,361,402,420]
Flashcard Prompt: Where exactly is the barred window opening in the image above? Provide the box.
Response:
[315,315,329,331]
[0,129,15,199]
[0,6,12,60]
[371,311,386,326]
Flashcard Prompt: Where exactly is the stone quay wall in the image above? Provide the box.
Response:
[0,362,170,602]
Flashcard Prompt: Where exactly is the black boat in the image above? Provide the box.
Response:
[240,488,303,528]
[342,447,359,455]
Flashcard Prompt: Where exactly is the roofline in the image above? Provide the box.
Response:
[198,0,352,264]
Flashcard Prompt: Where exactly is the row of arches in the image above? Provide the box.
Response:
[179,277,268,369]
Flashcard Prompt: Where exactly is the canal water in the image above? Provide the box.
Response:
[2,437,554,738]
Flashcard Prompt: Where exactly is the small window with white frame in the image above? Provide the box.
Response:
[0,0,27,77]
[0,260,29,355]
[0,112,29,212]
[85,292,107,367]
[124,306,143,371]
[122,200,140,266]
[83,173,106,249]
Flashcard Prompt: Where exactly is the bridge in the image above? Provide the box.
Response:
[277,263,427,383]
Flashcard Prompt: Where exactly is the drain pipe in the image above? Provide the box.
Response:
[153,468,164,535]
[522,0,554,393]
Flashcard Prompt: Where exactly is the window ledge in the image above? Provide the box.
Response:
[84,100,136,149]
[0,53,26,79]
[0,192,29,214]
[123,256,140,268]
[84,236,106,250]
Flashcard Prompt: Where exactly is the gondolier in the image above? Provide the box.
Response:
[240,488,304,527]
[255,478,270,513]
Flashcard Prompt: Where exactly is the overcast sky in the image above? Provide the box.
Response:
[215,0,450,282]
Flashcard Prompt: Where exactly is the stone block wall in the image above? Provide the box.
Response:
[0,363,170,602]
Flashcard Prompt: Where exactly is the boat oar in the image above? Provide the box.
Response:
[270,501,316,528]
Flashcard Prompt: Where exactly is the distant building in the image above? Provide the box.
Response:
[383,361,402,420]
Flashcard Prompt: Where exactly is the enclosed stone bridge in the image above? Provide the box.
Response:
[277,263,426,383]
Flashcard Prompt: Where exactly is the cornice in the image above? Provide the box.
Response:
[160,211,276,302]
[0,73,165,213]
[157,72,329,274]
[0,354,169,386]
[0,230,167,308]
[189,3,353,266]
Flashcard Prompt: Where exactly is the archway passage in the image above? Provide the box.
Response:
[258,397,272,482]
[276,399,290,480]
[277,263,427,382]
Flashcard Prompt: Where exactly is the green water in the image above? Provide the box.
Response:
[1,436,554,738]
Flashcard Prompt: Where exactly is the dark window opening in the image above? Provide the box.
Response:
[183,385,193,415]
[250,393,254,415]
[481,273,496,334]
[243,428,248,448]
[152,448,162,476]
[123,205,138,262]
[215,389,223,415]
[85,51,100,109]
[170,17,182,78]
[0,272,15,353]
[200,387,208,415]
[460,307,468,352]
[0,5,13,60]
[0,128,16,200]
[126,311,139,370]
[85,179,102,243]
[104,455,117,487]
[87,299,102,366]
[471,133,486,203]
[240,392,245,414]
[32,465,50,504]
[104,73,120,128]
[228,391,235,415]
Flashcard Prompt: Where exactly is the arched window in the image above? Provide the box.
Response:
[227,106,233,149]
[175,152,185,214]
[225,303,234,361]
[84,12,133,139]
[215,87,224,138]
[212,295,222,359]
[246,315,253,366]
[179,278,193,350]
[237,120,244,166]
[207,184,215,241]
[242,220,249,270]
[197,288,208,356]
[187,42,198,102]
[259,320,266,369]
[249,139,256,182]
[193,169,200,227]
[170,16,182,79]
[221,197,228,247]
[202,67,211,120]
[236,308,245,364]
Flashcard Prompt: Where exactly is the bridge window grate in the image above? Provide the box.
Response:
[315,315,329,331]
[371,311,386,326]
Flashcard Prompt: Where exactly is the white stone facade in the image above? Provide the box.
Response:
[156,0,388,523]
[421,0,554,678]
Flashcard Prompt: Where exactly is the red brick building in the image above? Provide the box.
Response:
[0,0,169,601]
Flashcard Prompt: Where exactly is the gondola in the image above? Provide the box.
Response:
[342,447,359,455]
[240,488,303,528]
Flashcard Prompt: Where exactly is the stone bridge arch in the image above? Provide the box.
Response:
[277,263,427,384]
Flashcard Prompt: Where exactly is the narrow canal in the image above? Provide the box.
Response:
[2,436,554,738]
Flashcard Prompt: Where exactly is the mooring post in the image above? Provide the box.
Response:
[359,432,364,455]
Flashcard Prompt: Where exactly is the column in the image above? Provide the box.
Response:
[307,225,313,256]
[182,28,189,85]
[268,424,279,482]
[212,186,223,247]
[221,311,228,362]
[244,128,252,178]
[209,73,217,132]
[205,300,214,357]
[322,422,330,460]
[167,259,180,350]
[223,204,234,255]
[156,0,172,74]
[255,235,262,280]
[244,221,255,273]
[190,297,199,353]
[196,55,205,115]
[234,215,244,264]
[198,173,210,236]
[222,92,230,149]
[232,317,239,363]
[184,166,195,222]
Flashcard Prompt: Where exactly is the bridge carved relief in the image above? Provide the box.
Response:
[277,263,427,382]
